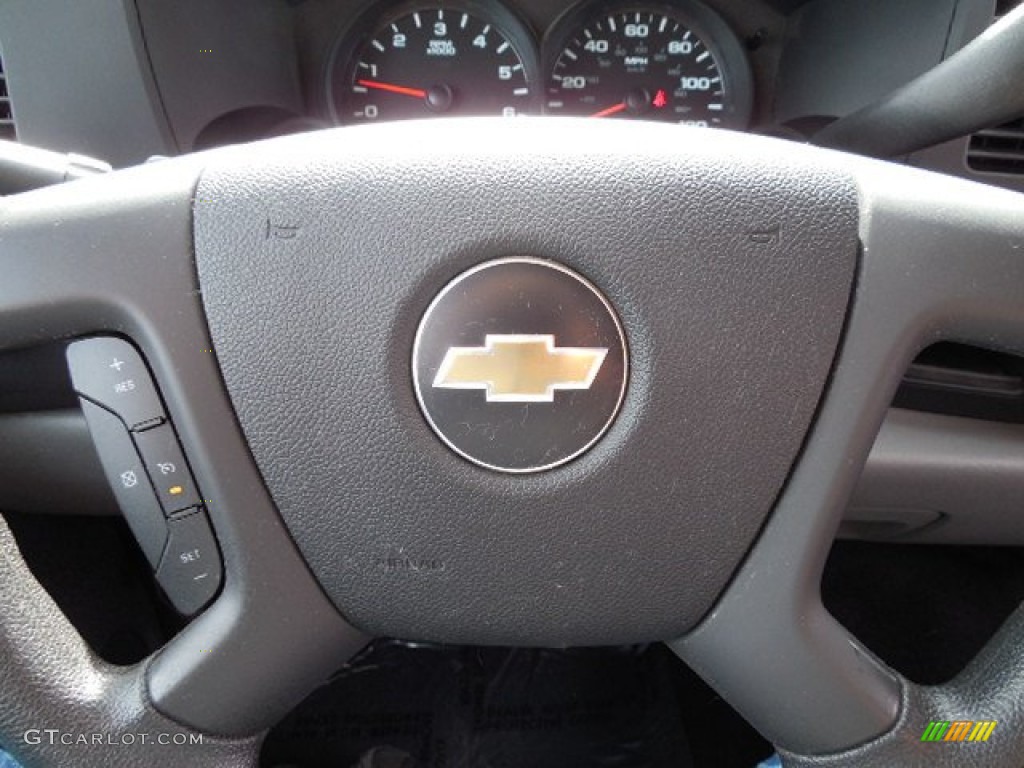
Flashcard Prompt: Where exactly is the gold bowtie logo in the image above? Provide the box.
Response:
[433,334,608,403]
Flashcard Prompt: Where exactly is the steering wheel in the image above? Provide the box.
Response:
[1,119,1023,767]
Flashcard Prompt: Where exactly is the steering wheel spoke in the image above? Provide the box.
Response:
[0,514,263,766]
[672,155,1024,757]
[0,157,367,765]
[1,121,1023,766]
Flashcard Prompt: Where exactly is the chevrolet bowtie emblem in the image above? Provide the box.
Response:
[413,258,626,472]
[433,334,608,403]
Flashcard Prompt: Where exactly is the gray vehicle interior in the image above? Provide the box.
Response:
[0,0,1023,766]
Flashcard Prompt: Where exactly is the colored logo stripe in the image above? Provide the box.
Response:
[921,720,997,742]
[945,722,973,741]
[969,721,998,742]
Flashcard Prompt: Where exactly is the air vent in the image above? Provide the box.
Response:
[967,119,1024,175]
[0,50,15,141]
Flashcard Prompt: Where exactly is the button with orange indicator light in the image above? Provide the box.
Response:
[133,423,201,514]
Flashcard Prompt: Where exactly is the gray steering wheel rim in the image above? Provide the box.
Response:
[0,121,1021,767]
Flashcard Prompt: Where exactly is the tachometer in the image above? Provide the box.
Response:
[328,1,539,123]
[543,1,752,126]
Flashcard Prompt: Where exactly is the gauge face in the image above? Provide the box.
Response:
[544,3,751,126]
[331,4,537,123]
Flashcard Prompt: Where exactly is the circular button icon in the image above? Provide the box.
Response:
[413,258,628,473]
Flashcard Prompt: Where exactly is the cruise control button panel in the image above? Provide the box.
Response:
[67,337,165,430]
[135,423,202,513]
[68,336,222,618]
[156,509,223,617]
[78,399,168,568]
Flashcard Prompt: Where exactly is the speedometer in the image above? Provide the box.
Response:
[543,1,752,127]
[328,1,539,123]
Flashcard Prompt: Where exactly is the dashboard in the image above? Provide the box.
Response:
[322,0,753,127]
[0,0,1021,195]
[301,0,781,137]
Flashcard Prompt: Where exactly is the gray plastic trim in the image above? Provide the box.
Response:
[671,156,1024,754]
[0,410,116,517]
[0,0,174,165]
[847,408,1024,545]
[813,3,1024,157]
[134,0,304,152]
[0,160,367,737]
[773,0,959,128]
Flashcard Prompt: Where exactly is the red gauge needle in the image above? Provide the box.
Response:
[590,102,627,118]
[357,79,427,99]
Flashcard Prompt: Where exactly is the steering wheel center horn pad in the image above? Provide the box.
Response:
[194,119,858,646]
[412,256,628,473]
[7,117,1024,765]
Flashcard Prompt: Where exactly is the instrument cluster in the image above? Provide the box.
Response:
[325,0,753,129]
